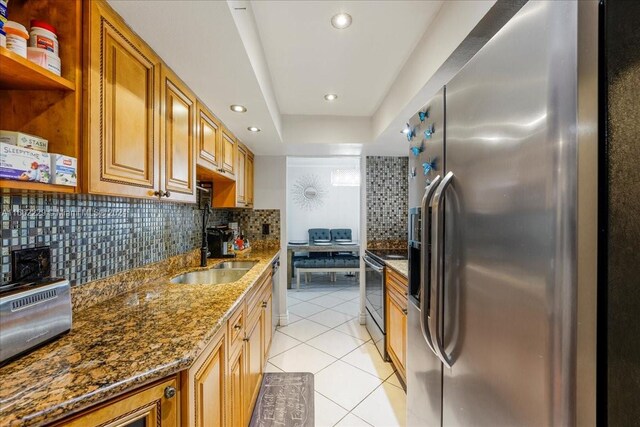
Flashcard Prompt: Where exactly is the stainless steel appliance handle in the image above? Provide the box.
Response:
[419,175,441,354]
[363,256,385,272]
[429,171,454,368]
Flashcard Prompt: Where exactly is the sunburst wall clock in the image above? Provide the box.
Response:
[291,174,327,211]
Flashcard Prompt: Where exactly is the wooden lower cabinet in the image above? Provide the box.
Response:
[182,328,226,427]
[385,269,408,384]
[57,377,179,426]
[228,344,246,427]
[244,311,263,422]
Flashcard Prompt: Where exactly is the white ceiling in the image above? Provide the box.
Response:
[107,0,499,156]
[251,1,443,117]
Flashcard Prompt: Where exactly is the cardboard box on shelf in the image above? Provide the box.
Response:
[0,130,48,152]
[50,153,77,186]
[0,142,51,183]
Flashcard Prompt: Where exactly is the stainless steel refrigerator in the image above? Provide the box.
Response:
[406,1,602,425]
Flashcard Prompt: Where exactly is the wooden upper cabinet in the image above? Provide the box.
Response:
[246,152,255,207]
[220,128,236,177]
[236,143,247,205]
[85,0,161,198]
[196,101,221,172]
[160,66,196,203]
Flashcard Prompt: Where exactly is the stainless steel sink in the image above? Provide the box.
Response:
[170,269,249,285]
[212,261,257,270]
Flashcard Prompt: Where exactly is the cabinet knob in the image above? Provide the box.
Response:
[234,324,242,330]
[402,308,408,315]
[164,190,171,198]
[261,301,268,308]
[153,190,163,198]
[243,337,250,342]
[164,386,176,399]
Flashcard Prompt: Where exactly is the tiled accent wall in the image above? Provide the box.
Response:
[208,209,280,243]
[366,156,409,243]
[1,191,201,286]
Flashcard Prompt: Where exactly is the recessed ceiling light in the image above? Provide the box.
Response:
[248,126,261,132]
[230,104,247,113]
[324,94,338,101]
[331,13,352,29]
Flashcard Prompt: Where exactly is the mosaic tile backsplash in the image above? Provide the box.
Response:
[208,209,280,243]
[1,191,201,286]
[366,156,409,243]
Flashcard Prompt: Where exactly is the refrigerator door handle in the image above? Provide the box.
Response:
[429,171,454,368]
[419,175,441,354]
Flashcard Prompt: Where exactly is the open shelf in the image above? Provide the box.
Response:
[0,179,77,193]
[0,47,75,91]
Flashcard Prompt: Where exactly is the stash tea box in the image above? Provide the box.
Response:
[0,130,49,152]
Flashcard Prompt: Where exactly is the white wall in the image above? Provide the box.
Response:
[286,157,361,242]
[254,155,289,326]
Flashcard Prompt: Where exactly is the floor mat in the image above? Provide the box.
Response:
[249,372,314,427]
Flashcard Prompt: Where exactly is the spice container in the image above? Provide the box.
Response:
[5,21,28,57]
[0,28,5,49]
[29,20,58,55]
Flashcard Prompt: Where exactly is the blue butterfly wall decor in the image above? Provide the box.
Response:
[410,141,424,157]
[418,109,429,122]
[406,123,415,142]
[422,158,436,175]
[424,123,435,139]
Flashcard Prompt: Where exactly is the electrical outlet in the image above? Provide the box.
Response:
[262,223,270,235]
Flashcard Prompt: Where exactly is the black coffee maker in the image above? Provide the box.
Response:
[207,226,236,258]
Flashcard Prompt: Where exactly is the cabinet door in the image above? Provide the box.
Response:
[263,291,273,361]
[245,312,263,422]
[220,129,236,177]
[86,0,160,198]
[191,333,226,427]
[246,152,254,207]
[161,66,196,203]
[196,102,221,172]
[386,290,407,379]
[228,346,245,427]
[59,377,179,426]
[236,143,247,205]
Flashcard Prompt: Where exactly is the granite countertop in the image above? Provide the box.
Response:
[0,248,280,427]
[385,260,408,278]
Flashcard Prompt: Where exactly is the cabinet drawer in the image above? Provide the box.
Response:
[246,272,271,314]
[387,284,407,311]
[386,269,408,299]
[227,304,245,358]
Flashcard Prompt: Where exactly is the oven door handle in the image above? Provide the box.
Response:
[363,256,385,273]
[419,175,441,355]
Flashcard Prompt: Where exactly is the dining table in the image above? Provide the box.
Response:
[286,241,360,287]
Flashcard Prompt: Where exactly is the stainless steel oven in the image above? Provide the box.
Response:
[363,253,387,360]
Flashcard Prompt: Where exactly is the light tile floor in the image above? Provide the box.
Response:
[267,277,406,426]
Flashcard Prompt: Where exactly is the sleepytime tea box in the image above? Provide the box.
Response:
[0,130,49,152]
[0,142,51,183]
